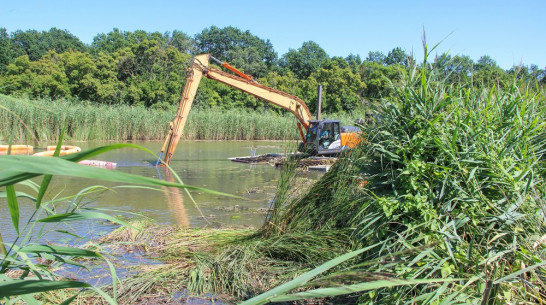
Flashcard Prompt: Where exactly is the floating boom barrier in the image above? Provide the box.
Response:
[32,145,82,157]
[0,145,82,156]
[1,144,116,169]
[0,145,34,155]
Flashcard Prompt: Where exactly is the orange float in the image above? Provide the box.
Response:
[32,145,81,157]
[0,145,34,155]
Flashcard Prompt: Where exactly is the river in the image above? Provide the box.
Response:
[1,140,307,243]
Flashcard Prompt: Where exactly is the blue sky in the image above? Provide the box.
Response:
[1,0,544,69]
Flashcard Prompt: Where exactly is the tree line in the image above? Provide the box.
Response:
[0,27,544,113]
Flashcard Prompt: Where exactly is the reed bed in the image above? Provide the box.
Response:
[131,47,546,304]
[0,95,311,142]
[254,47,546,303]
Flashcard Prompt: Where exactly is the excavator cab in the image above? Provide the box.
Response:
[301,120,343,156]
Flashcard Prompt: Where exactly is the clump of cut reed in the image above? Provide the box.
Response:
[185,228,356,300]
[91,225,258,304]
[258,43,546,303]
[86,218,355,303]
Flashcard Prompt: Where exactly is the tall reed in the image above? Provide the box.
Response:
[1,96,366,142]
[0,95,367,143]
[256,44,546,303]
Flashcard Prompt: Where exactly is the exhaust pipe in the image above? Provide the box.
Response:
[317,84,322,120]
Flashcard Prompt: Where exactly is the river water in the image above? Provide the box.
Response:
[1,140,303,243]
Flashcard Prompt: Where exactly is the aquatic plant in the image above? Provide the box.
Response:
[0,134,232,303]
[254,41,546,303]
[0,95,365,142]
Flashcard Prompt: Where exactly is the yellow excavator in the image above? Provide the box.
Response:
[157,54,361,166]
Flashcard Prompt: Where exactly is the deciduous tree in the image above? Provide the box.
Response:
[195,26,277,77]
[385,47,408,66]
[280,41,329,79]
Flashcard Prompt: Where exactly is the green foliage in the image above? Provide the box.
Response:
[0,26,544,119]
[280,41,329,79]
[90,28,166,55]
[259,71,319,112]
[359,61,403,99]
[195,26,277,77]
[508,63,546,85]
[3,51,70,99]
[9,28,86,61]
[344,53,362,73]
[366,50,386,63]
[384,46,409,66]
[168,30,195,54]
[0,28,13,73]
[261,46,546,303]
[1,37,190,106]
[311,61,366,112]
[473,55,510,88]
[111,39,190,106]
[60,50,100,100]
[434,54,475,84]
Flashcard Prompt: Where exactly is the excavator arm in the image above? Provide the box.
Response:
[158,54,313,166]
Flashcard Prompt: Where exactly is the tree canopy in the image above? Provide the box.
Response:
[280,41,329,79]
[195,26,277,77]
[0,26,543,112]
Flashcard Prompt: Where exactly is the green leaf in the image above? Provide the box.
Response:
[36,175,53,209]
[6,184,20,234]
[59,293,80,305]
[18,245,100,257]
[20,293,41,305]
[61,143,154,163]
[270,278,459,302]
[0,190,36,202]
[0,280,90,298]
[0,153,237,199]
[493,261,546,284]
[37,211,131,228]
[240,244,378,305]
[36,125,65,209]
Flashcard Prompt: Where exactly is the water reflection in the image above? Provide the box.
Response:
[158,167,189,228]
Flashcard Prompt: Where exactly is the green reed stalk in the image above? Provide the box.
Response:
[0,95,368,143]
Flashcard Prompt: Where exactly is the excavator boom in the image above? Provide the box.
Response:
[158,54,314,166]
[158,54,209,166]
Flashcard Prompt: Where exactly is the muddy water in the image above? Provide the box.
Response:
[1,141,301,242]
